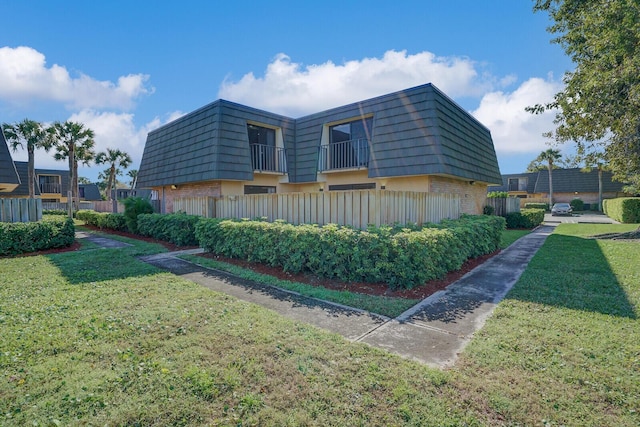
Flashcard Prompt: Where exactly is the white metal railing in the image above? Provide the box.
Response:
[318,139,370,171]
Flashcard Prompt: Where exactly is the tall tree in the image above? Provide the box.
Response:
[95,149,132,201]
[536,148,562,206]
[127,169,138,190]
[579,150,608,211]
[528,0,640,193]
[49,121,96,211]
[2,119,53,198]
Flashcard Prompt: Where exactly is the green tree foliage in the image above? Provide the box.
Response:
[127,169,138,189]
[95,148,132,200]
[2,119,53,198]
[529,0,640,194]
[49,121,96,211]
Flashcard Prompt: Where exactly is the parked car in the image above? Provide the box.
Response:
[551,202,573,216]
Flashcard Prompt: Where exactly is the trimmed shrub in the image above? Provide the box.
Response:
[123,197,154,234]
[487,191,508,198]
[76,210,127,231]
[195,215,505,289]
[137,212,200,246]
[505,208,545,229]
[0,216,75,256]
[43,209,68,216]
[603,197,640,223]
[524,202,549,211]
[483,205,495,215]
[570,198,584,211]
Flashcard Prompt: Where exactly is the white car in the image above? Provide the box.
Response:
[551,202,573,216]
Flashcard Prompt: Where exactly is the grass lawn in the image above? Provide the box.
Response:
[1,224,638,425]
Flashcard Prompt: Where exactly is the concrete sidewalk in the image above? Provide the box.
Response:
[139,225,555,368]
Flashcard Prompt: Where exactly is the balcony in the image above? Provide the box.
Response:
[250,144,287,173]
[39,182,62,194]
[318,139,370,172]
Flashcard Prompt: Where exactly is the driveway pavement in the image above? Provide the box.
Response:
[544,211,618,224]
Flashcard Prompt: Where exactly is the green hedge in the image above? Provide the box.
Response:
[487,191,508,198]
[603,197,640,223]
[76,210,127,231]
[505,208,545,229]
[570,198,584,211]
[0,216,75,256]
[137,213,200,246]
[195,215,505,289]
[524,202,549,211]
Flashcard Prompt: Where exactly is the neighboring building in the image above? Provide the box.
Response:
[8,162,102,202]
[0,127,20,192]
[137,83,503,215]
[488,168,627,206]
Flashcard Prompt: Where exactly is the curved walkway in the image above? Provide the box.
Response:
[139,225,555,368]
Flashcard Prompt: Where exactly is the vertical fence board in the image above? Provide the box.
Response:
[174,190,461,229]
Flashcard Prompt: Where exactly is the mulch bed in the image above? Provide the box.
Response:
[22,226,499,300]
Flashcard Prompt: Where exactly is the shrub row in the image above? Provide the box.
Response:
[195,215,505,289]
[0,216,75,256]
[603,197,640,223]
[524,202,549,211]
[137,213,200,246]
[505,208,545,229]
[75,210,128,231]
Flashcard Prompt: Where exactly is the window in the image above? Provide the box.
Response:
[38,175,61,193]
[328,183,376,191]
[320,117,372,170]
[244,185,276,194]
[248,124,278,171]
[508,177,527,192]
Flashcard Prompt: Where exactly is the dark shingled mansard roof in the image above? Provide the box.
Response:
[137,83,503,188]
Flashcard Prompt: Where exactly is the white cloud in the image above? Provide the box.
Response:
[0,46,153,110]
[218,50,510,117]
[472,77,563,154]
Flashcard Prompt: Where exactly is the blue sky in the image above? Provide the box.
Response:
[1,0,573,183]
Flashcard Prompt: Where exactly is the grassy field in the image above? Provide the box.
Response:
[1,225,638,425]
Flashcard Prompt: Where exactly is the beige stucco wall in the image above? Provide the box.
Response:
[153,173,487,215]
[430,175,488,215]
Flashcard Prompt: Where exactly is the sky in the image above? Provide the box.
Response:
[1,0,574,184]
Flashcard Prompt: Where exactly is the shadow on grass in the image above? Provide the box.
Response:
[507,234,636,319]
[142,255,388,322]
[47,247,161,285]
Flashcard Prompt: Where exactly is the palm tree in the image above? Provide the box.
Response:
[95,148,132,201]
[581,151,608,211]
[536,148,562,206]
[48,121,96,211]
[2,119,53,198]
[127,169,138,190]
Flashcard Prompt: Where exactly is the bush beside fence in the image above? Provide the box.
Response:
[137,213,200,246]
[505,208,545,229]
[0,216,75,256]
[195,215,505,289]
[603,198,640,223]
[76,210,127,231]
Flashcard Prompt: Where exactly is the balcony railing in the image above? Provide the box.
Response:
[250,144,287,173]
[39,182,62,194]
[318,139,370,172]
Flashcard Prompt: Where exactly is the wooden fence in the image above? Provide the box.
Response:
[41,201,125,213]
[485,197,521,216]
[173,190,461,228]
[0,198,43,223]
